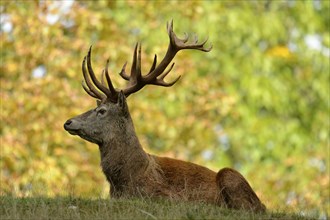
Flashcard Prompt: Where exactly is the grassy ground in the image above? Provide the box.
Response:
[0,196,315,220]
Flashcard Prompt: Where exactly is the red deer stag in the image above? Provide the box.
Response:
[64,21,266,212]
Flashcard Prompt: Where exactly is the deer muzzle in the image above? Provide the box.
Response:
[64,119,80,135]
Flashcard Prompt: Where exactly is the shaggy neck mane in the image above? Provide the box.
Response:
[98,122,152,196]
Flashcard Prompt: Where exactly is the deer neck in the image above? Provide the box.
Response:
[98,122,150,190]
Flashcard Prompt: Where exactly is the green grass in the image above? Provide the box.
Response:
[0,196,314,220]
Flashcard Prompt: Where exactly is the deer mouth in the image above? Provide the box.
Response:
[64,126,82,136]
[64,123,80,136]
[65,126,100,144]
[67,129,99,144]
[67,129,79,135]
[65,127,84,137]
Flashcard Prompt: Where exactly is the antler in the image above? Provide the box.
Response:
[82,47,118,102]
[82,20,212,102]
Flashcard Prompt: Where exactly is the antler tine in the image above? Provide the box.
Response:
[129,43,143,85]
[119,62,129,81]
[135,43,143,81]
[161,75,181,87]
[189,36,213,52]
[147,54,157,74]
[104,59,118,98]
[129,43,138,82]
[101,70,106,86]
[159,62,175,80]
[82,80,99,99]
[86,46,112,97]
[82,56,106,100]
[151,62,181,87]
[151,75,181,87]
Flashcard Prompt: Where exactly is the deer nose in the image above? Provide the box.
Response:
[64,119,72,129]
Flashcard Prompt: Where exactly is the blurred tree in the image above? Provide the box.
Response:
[0,0,329,215]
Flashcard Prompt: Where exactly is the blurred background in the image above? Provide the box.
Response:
[1,0,329,216]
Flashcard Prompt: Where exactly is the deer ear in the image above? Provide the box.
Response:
[118,91,129,117]
[96,100,101,107]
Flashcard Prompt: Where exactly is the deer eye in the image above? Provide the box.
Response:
[97,108,107,115]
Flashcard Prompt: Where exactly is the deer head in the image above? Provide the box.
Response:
[64,20,212,146]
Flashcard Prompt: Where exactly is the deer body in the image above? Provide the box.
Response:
[64,21,266,212]
[100,122,220,203]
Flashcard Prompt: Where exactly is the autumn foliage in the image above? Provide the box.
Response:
[0,1,329,215]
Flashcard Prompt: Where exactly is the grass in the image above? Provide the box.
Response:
[0,196,316,220]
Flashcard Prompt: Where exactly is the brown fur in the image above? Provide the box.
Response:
[64,94,266,212]
[216,168,266,212]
